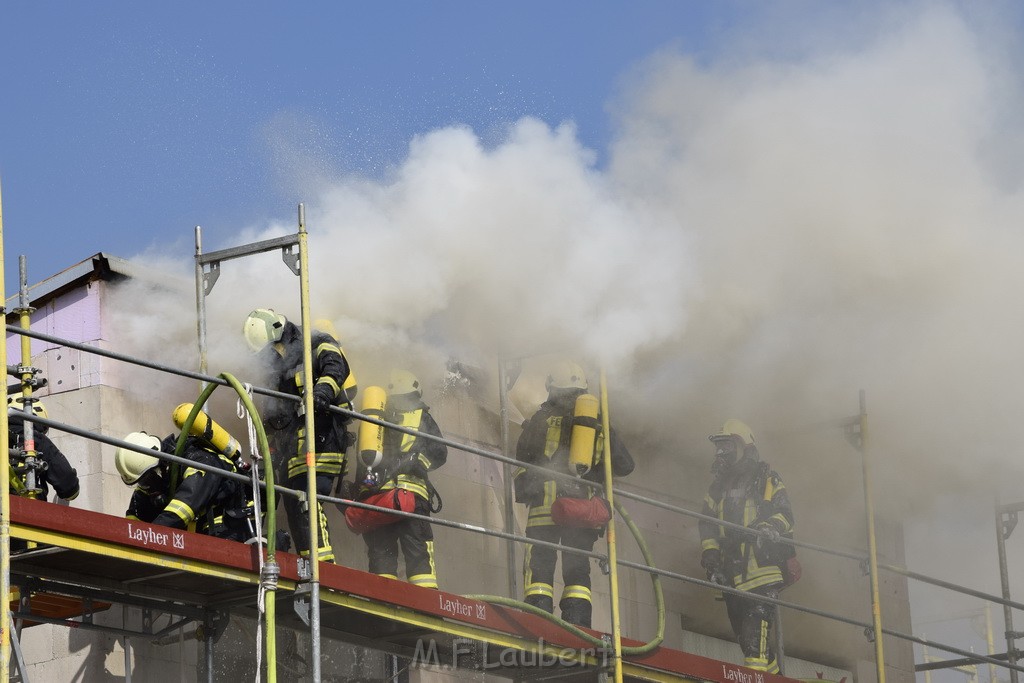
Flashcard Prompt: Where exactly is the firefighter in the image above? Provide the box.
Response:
[513,361,634,628]
[8,393,80,502]
[243,308,357,564]
[114,431,259,541]
[698,419,794,673]
[356,369,447,588]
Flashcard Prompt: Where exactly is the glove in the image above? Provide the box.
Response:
[312,385,334,413]
[396,454,429,479]
[754,520,782,548]
[700,548,727,585]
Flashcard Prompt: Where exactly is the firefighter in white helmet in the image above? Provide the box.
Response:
[243,308,357,564]
[114,430,262,542]
[7,393,80,502]
[512,361,634,628]
[355,369,447,588]
[698,419,794,673]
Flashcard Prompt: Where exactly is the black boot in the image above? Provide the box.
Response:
[559,597,592,627]
[524,594,554,614]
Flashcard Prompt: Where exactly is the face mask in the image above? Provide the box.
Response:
[711,439,738,476]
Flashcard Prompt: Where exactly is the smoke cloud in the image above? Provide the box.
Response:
[109,3,1024,588]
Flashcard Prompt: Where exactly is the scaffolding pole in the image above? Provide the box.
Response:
[995,493,1018,683]
[497,359,518,600]
[296,204,322,682]
[859,390,887,683]
[599,368,624,683]
[0,178,10,681]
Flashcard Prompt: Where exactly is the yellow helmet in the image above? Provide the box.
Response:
[243,308,287,352]
[114,432,163,484]
[387,369,421,398]
[7,392,47,420]
[709,419,755,447]
[545,361,588,392]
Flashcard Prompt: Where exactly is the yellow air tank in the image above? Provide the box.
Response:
[569,393,600,476]
[172,403,241,459]
[358,386,387,469]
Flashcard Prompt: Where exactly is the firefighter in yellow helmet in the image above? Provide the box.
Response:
[243,309,357,563]
[698,419,794,673]
[513,361,634,627]
[355,369,447,588]
[8,393,80,502]
[114,430,265,543]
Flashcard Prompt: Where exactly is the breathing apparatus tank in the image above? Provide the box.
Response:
[568,393,600,476]
[172,403,242,459]
[358,386,387,470]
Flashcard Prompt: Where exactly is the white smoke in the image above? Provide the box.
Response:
[109,4,1024,526]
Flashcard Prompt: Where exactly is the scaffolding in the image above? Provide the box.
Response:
[1,200,1023,681]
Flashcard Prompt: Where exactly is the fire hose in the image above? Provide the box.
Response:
[466,497,665,656]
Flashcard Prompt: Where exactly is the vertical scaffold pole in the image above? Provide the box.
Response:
[194,227,209,403]
[599,368,623,683]
[859,390,886,683]
[995,493,1018,683]
[0,178,11,681]
[497,360,518,600]
[297,204,322,682]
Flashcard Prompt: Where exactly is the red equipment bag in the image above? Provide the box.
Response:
[550,496,612,529]
[781,555,802,587]
[344,489,416,535]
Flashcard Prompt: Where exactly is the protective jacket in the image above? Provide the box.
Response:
[513,393,634,525]
[8,415,80,501]
[125,435,249,536]
[512,391,633,627]
[260,321,356,563]
[358,393,447,589]
[698,454,794,592]
[262,321,356,480]
[360,394,447,501]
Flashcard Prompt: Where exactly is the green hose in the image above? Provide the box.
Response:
[466,498,665,657]
[172,372,278,682]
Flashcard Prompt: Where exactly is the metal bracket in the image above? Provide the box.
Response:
[202,262,221,295]
[859,557,871,576]
[844,419,863,452]
[293,582,312,626]
[281,246,300,276]
[1002,511,1019,540]
[863,625,876,643]
[296,556,312,581]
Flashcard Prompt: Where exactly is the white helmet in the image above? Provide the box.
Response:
[115,432,162,484]
[8,392,47,420]
[243,308,287,352]
[545,361,588,392]
[709,418,755,447]
[387,369,421,398]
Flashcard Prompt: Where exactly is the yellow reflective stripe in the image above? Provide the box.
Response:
[769,512,792,533]
[316,376,340,396]
[164,499,195,525]
[701,538,720,552]
[417,454,430,469]
[525,583,554,598]
[393,477,428,499]
[377,573,399,580]
[398,409,423,453]
[563,585,591,601]
[543,417,562,458]
[316,341,341,357]
[410,576,438,589]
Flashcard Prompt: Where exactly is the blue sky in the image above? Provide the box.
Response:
[0,1,745,291]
